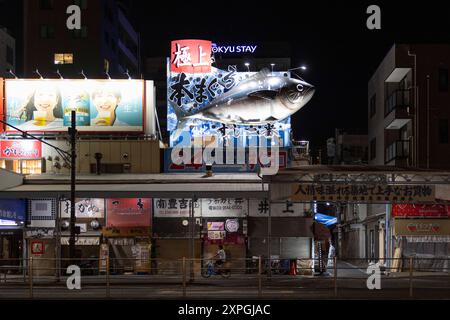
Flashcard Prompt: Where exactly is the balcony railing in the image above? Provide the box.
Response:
[385,140,410,164]
[385,90,410,116]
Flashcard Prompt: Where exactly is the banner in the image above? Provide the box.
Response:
[153,198,200,217]
[291,184,435,203]
[60,198,105,218]
[106,198,151,227]
[0,199,26,221]
[394,219,450,236]
[170,39,212,73]
[201,198,248,217]
[5,79,144,132]
[392,204,450,217]
[0,140,42,159]
[249,199,306,217]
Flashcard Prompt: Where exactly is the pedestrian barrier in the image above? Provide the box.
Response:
[0,257,449,299]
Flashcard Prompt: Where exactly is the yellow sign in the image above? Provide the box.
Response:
[394,219,450,236]
[291,184,435,203]
[101,227,151,237]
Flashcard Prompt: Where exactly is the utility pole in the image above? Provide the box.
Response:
[68,111,77,261]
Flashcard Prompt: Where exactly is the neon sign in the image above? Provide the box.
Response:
[212,43,258,54]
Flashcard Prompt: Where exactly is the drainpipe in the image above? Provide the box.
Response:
[426,75,430,169]
[407,50,417,167]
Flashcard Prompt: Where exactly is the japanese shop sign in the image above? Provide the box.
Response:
[101,226,151,237]
[291,184,435,203]
[170,39,212,73]
[207,221,225,231]
[31,240,45,255]
[201,198,248,217]
[61,237,100,245]
[153,198,201,217]
[249,199,307,217]
[0,140,42,159]
[0,199,26,221]
[106,198,151,227]
[392,204,450,217]
[394,219,450,236]
[60,198,105,218]
[208,231,226,240]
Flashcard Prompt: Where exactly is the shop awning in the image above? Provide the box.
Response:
[314,213,337,227]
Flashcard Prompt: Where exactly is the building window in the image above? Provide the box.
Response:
[369,94,376,118]
[439,67,449,92]
[73,0,88,9]
[40,25,55,38]
[54,53,74,65]
[39,0,54,9]
[73,26,88,38]
[439,119,449,144]
[370,138,376,160]
[6,46,13,65]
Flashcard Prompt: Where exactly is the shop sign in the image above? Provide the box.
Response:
[31,240,45,255]
[99,243,109,273]
[249,199,307,217]
[207,221,224,231]
[25,228,54,238]
[0,199,26,221]
[211,43,258,54]
[291,184,435,203]
[60,198,105,218]
[225,219,239,233]
[170,39,212,73]
[392,204,450,217]
[0,140,42,159]
[153,198,200,217]
[132,241,152,273]
[101,226,151,237]
[202,198,248,217]
[61,237,100,245]
[76,223,87,233]
[106,198,151,227]
[30,199,54,218]
[394,219,450,236]
[208,231,226,240]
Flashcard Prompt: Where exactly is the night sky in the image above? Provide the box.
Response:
[131,0,450,148]
[2,0,450,148]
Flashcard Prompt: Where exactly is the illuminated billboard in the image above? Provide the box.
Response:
[167,40,315,149]
[4,79,144,132]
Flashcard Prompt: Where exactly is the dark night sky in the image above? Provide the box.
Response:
[1,0,450,148]
[132,0,450,148]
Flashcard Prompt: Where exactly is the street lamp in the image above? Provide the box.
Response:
[244,62,250,72]
[0,111,78,262]
[270,63,275,73]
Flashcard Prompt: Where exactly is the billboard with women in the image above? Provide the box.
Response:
[4,79,144,132]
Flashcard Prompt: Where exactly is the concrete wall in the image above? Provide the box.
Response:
[42,139,160,174]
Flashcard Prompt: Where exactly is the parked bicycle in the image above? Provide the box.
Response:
[201,260,231,278]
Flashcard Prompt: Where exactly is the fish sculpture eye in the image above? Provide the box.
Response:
[296,84,304,92]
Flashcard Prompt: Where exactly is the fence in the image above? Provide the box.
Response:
[0,257,450,299]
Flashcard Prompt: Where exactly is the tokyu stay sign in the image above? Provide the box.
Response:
[291,184,435,203]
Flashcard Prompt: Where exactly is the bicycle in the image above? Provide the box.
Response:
[201,260,231,278]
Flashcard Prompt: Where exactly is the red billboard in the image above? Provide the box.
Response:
[106,198,151,227]
[170,39,212,73]
[0,140,42,159]
[392,204,450,217]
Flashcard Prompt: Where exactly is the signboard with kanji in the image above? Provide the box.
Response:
[170,40,212,73]
[291,184,435,203]
[153,198,201,217]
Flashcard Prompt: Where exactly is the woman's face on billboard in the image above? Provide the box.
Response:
[34,88,59,113]
[93,91,120,112]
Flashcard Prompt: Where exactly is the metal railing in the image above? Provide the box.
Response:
[1,257,449,299]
